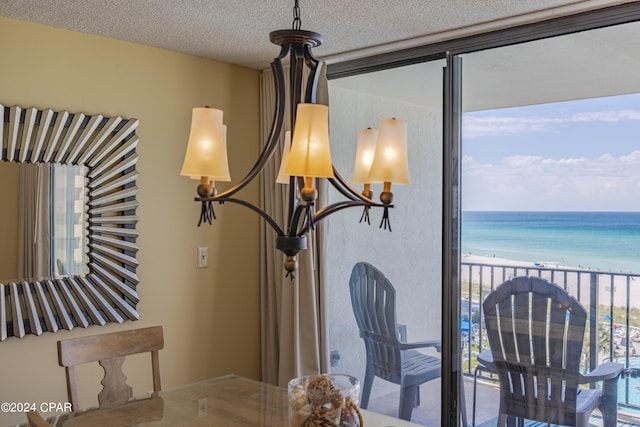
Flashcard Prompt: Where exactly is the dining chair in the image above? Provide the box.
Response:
[57,325,164,410]
[349,262,442,421]
[482,276,623,427]
[27,411,52,427]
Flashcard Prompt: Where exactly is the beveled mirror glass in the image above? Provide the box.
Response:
[1,103,139,340]
[0,162,89,283]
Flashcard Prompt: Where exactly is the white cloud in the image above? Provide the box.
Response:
[572,110,640,122]
[462,151,640,210]
[463,110,640,138]
[621,150,640,162]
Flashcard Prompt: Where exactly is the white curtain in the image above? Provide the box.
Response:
[18,163,51,281]
[260,67,329,386]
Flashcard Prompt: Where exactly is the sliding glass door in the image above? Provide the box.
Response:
[325,58,447,425]
[460,20,640,425]
[325,3,640,426]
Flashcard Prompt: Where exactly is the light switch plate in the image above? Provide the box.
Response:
[197,247,208,268]
[197,397,208,416]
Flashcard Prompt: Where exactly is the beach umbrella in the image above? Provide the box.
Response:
[461,319,470,332]
[602,314,612,321]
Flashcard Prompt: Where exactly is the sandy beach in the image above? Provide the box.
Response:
[461,252,640,361]
[463,253,563,269]
[461,253,640,309]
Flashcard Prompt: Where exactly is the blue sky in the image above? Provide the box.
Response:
[461,93,640,212]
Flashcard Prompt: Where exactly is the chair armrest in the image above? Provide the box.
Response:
[582,362,623,427]
[398,340,442,351]
[476,350,496,372]
[397,324,407,342]
[580,362,624,383]
[395,324,440,351]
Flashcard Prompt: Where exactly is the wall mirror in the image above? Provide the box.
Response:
[1,103,140,340]
[0,162,89,283]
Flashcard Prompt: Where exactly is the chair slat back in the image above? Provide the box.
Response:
[27,411,52,427]
[349,262,403,383]
[483,276,587,425]
[58,326,164,411]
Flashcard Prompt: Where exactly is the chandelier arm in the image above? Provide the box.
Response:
[286,175,297,227]
[284,44,307,230]
[304,200,390,233]
[214,53,289,200]
[290,48,305,121]
[287,203,309,237]
[303,44,320,67]
[328,167,386,206]
[327,176,359,201]
[196,197,286,237]
[302,47,323,104]
[274,40,295,62]
[286,47,306,229]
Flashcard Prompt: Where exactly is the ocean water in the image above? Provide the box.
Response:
[461,211,640,274]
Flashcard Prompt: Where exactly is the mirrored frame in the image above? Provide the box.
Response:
[1,103,140,340]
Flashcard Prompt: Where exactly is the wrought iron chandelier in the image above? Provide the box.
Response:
[180,1,409,277]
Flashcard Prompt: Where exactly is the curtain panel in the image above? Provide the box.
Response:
[18,163,51,281]
[259,67,329,387]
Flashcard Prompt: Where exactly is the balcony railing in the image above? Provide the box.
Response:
[461,261,640,413]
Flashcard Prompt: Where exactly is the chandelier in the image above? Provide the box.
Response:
[180,1,409,277]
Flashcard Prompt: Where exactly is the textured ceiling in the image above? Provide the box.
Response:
[0,0,634,69]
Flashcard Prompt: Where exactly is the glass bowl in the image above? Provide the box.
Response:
[288,374,361,426]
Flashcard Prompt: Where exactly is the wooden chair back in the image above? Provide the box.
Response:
[27,411,52,427]
[483,276,587,426]
[58,325,164,411]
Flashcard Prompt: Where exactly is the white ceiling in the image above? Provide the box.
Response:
[2,0,639,111]
[0,0,636,70]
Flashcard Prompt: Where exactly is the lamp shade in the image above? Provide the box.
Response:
[351,128,379,184]
[366,118,410,184]
[285,103,334,178]
[180,107,231,181]
[276,131,292,184]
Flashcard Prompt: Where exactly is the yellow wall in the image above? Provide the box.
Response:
[0,17,261,425]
